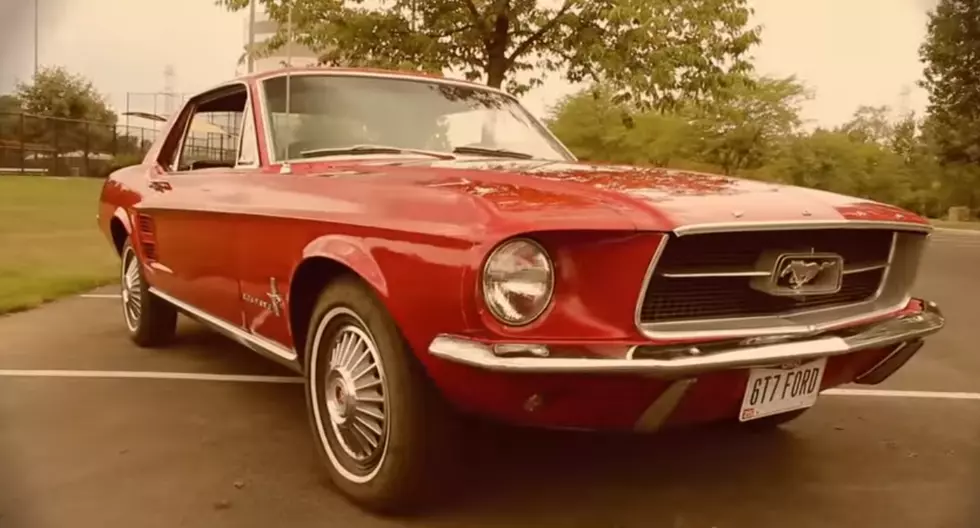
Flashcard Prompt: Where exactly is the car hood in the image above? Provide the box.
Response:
[361,158,929,232]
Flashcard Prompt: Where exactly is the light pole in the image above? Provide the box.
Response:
[33,0,39,77]
[246,0,256,73]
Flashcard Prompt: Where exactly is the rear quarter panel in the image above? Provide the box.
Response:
[98,165,150,252]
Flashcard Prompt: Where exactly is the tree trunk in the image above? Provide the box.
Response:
[486,59,506,88]
[484,6,510,88]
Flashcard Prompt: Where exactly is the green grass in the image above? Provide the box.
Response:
[930,219,980,231]
[0,176,118,314]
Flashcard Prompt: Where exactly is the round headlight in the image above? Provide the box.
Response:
[482,238,555,326]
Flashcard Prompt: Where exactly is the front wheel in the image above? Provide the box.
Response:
[304,276,461,513]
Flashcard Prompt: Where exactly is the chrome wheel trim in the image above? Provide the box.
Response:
[310,307,390,484]
[121,246,142,332]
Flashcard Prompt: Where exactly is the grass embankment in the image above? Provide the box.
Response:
[0,176,117,314]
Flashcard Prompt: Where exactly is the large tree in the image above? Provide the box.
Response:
[836,105,894,146]
[919,0,980,165]
[0,94,21,135]
[14,66,118,153]
[15,66,116,124]
[221,0,761,108]
[546,86,702,166]
[548,74,809,173]
[692,75,809,174]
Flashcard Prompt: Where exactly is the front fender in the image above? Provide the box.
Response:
[299,234,389,299]
[293,232,474,365]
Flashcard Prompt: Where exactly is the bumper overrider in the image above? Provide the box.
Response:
[428,300,945,378]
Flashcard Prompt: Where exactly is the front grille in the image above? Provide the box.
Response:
[639,229,894,324]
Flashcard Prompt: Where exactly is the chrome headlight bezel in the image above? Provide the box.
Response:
[480,237,556,327]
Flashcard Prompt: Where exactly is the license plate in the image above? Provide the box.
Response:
[738,357,827,422]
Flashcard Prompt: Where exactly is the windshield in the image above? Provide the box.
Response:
[261,74,573,162]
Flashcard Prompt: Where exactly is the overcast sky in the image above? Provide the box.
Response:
[0,0,939,127]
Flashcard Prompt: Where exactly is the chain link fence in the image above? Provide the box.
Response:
[0,110,245,177]
[0,112,160,177]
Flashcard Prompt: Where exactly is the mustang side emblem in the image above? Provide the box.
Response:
[242,277,284,317]
[779,259,837,290]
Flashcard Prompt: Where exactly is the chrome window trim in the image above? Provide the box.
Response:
[234,91,260,169]
[254,70,577,166]
[169,80,253,173]
[634,225,930,340]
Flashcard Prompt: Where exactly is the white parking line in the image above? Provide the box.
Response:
[0,369,302,384]
[825,388,980,400]
[79,294,121,299]
[0,369,978,401]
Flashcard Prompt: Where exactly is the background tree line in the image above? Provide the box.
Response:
[226,0,978,219]
[0,66,151,174]
[546,78,965,219]
[1,66,119,153]
[5,0,975,218]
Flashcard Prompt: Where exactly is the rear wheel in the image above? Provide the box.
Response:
[120,240,177,347]
[304,276,461,513]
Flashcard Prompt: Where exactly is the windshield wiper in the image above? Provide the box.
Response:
[299,144,455,160]
[451,146,535,159]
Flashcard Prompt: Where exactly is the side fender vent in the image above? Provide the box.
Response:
[136,213,158,262]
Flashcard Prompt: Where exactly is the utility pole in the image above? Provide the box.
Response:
[163,65,176,116]
[246,0,257,73]
[33,0,39,77]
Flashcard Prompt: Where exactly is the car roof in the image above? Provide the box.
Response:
[226,66,505,95]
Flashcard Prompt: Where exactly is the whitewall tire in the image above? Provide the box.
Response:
[304,275,461,513]
[120,240,177,347]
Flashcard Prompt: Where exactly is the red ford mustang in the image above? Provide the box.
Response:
[98,67,945,512]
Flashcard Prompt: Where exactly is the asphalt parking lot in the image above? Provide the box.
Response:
[1,230,979,528]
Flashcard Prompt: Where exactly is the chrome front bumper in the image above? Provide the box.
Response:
[428,301,945,377]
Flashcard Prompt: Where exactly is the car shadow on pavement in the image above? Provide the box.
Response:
[168,322,814,525]
[165,319,299,377]
[434,421,806,522]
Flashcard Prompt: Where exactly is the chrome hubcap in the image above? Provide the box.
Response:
[121,248,142,331]
[324,324,387,464]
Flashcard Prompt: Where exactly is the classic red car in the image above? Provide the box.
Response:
[98,67,945,512]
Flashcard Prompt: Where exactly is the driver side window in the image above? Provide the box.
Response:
[159,85,250,172]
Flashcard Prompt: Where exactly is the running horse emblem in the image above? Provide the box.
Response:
[779,259,837,290]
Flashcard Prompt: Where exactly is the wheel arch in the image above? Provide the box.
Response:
[109,208,132,255]
[289,236,390,361]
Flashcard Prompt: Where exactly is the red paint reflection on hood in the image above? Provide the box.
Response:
[299,158,930,230]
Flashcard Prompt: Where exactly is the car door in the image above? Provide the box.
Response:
[136,83,256,325]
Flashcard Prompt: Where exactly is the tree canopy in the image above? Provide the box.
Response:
[220,0,761,107]
[917,0,980,210]
[548,74,811,174]
[15,66,116,124]
[546,73,972,219]
[5,66,119,154]
[919,0,980,166]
